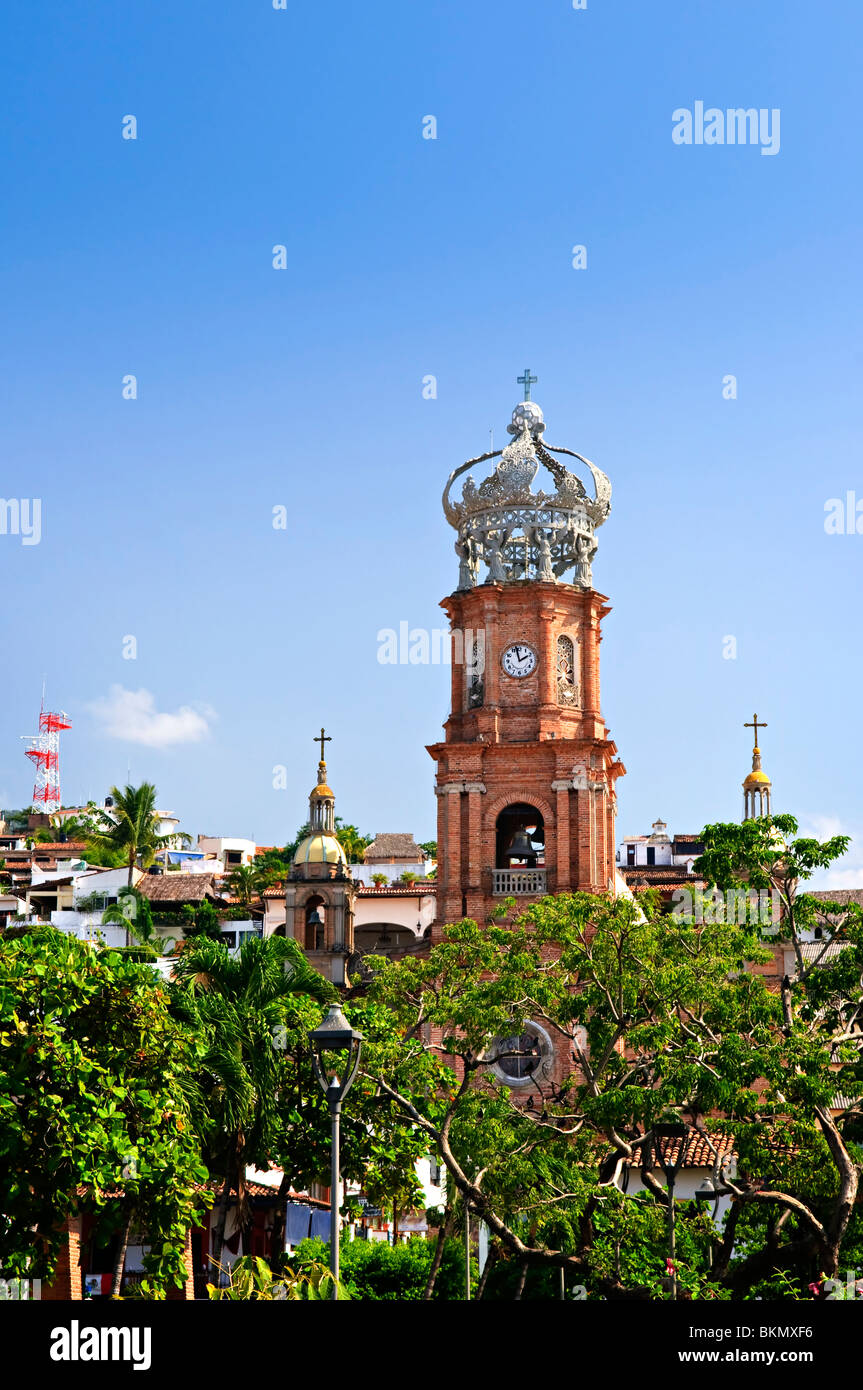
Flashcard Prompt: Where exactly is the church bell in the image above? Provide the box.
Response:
[506,827,537,863]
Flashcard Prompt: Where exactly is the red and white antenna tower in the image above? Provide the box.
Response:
[23,698,71,815]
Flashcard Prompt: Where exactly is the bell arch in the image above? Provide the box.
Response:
[495,803,546,868]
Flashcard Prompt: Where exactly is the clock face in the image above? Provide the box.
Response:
[501,642,537,678]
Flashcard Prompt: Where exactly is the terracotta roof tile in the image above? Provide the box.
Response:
[358,882,436,895]
[32,842,89,853]
[627,1132,736,1168]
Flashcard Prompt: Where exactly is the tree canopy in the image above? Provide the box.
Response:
[353,817,863,1298]
[0,928,210,1291]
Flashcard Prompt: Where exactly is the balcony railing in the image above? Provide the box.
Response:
[492,868,547,896]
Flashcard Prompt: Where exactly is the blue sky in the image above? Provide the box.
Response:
[1,1,861,881]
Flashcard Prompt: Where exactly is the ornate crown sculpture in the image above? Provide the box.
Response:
[442,394,611,590]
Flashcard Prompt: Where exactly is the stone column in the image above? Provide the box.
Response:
[597,783,608,888]
[551,780,572,890]
[331,897,346,951]
[483,592,501,710]
[583,607,597,716]
[464,781,486,914]
[438,784,464,925]
[538,599,557,709]
[284,885,298,941]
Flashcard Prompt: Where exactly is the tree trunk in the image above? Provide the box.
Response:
[423,1205,454,1300]
[270,1171,293,1265]
[475,1242,498,1301]
[110,1209,133,1298]
[211,1172,234,1278]
[513,1258,528,1301]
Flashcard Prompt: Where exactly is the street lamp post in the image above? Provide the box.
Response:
[650,1122,687,1300]
[695,1172,734,1268]
[308,1004,364,1300]
[464,1205,471,1301]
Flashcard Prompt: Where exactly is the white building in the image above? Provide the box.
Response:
[196,836,257,873]
[617,820,703,875]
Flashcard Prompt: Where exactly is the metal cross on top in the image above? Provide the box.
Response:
[517,368,538,401]
[744,713,767,748]
[314,727,332,761]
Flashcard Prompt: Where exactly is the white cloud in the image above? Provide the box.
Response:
[87,685,215,749]
[798,813,863,889]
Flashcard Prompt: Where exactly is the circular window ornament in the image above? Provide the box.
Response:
[490,1021,554,1087]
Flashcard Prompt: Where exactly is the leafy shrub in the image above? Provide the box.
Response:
[293,1233,466,1301]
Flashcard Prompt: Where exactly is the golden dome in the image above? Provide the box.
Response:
[743,769,771,786]
[292,833,347,867]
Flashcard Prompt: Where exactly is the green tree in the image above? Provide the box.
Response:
[180,900,223,941]
[253,846,294,885]
[0,928,211,1294]
[358,821,863,1300]
[172,935,432,1275]
[294,1233,466,1301]
[207,1253,343,1300]
[334,819,373,864]
[101,886,174,958]
[224,864,268,912]
[89,784,190,894]
[172,934,333,1269]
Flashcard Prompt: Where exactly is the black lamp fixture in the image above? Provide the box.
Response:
[308,1005,364,1299]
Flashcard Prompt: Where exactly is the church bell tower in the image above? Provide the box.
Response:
[285,729,357,984]
[428,384,625,932]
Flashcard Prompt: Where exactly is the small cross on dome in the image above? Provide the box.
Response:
[314,727,332,761]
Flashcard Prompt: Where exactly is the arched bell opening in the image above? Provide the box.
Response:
[495,804,545,869]
[303,895,326,951]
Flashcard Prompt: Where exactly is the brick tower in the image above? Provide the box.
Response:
[428,387,625,934]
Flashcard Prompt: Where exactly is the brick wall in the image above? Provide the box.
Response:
[41,1215,82,1301]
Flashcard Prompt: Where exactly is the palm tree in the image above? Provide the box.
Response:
[333,819,373,864]
[87,784,189,945]
[173,934,332,1273]
[224,864,268,914]
[101,886,173,957]
[89,783,190,887]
